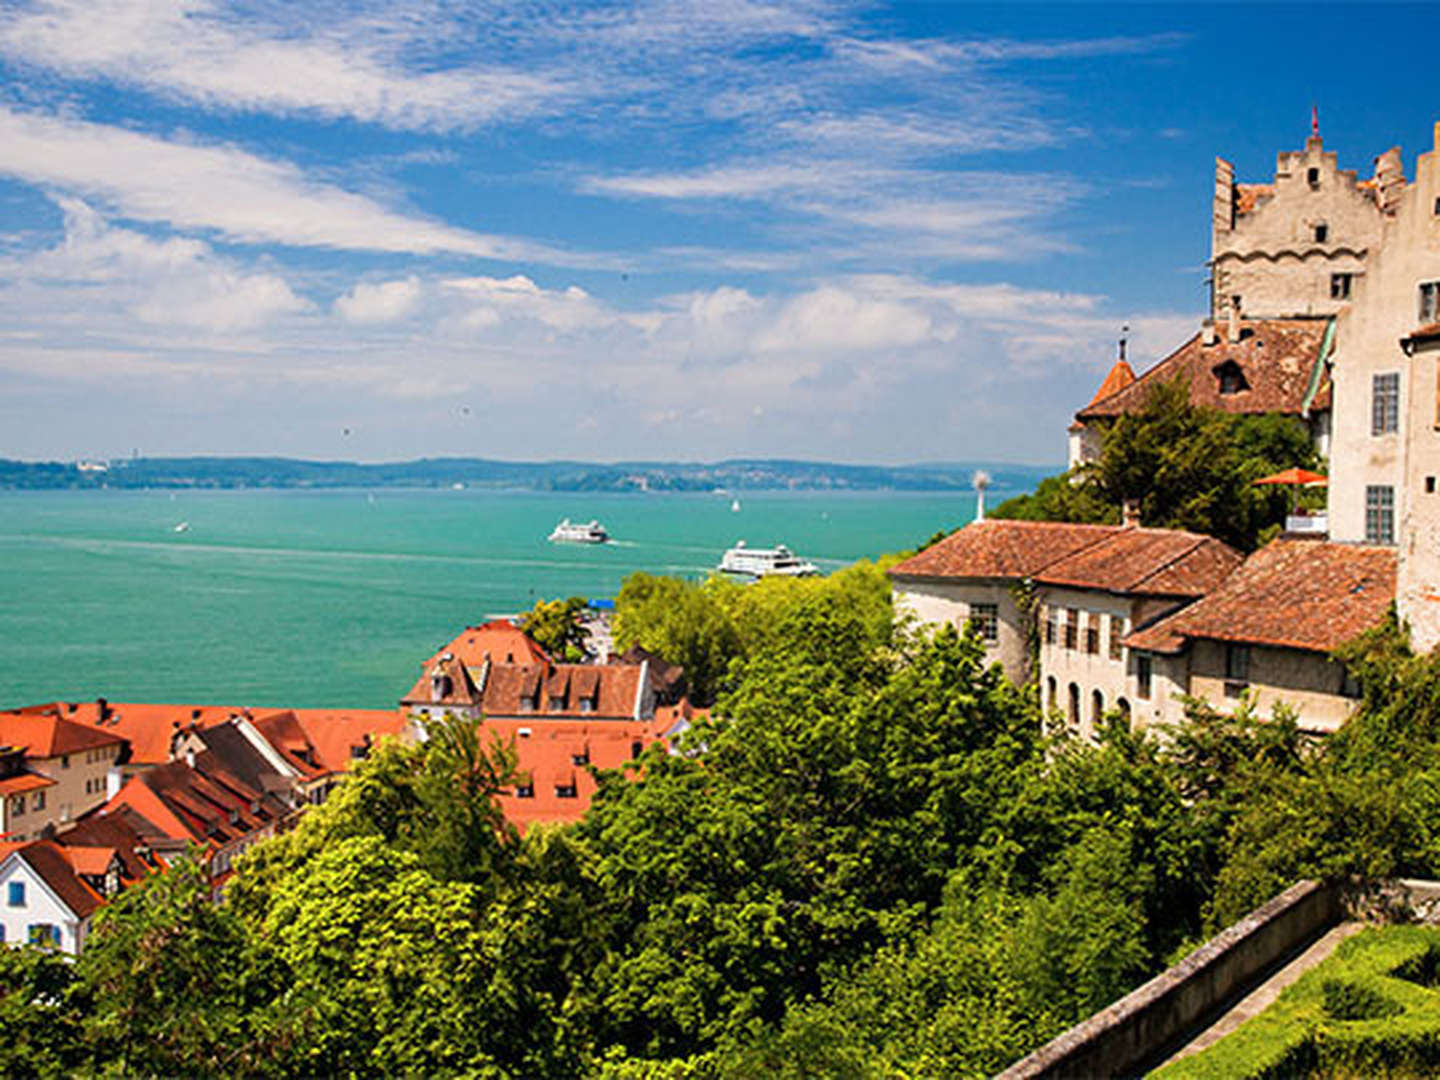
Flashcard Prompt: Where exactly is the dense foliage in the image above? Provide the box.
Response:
[1155,925,1440,1079]
[991,378,1321,550]
[519,595,591,662]
[12,582,1440,1077]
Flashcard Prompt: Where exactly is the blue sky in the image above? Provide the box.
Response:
[0,1,1435,465]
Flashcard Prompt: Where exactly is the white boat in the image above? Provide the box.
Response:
[717,541,818,579]
[173,522,190,533]
[731,499,741,512]
[549,519,610,544]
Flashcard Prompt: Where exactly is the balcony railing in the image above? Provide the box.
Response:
[1285,512,1328,536]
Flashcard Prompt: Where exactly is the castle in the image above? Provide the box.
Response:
[1080,119,1440,651]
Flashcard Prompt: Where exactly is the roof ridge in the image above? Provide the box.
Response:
[1127,534,1215,592]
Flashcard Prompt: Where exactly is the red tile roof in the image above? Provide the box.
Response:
[13,841,104,919]
[424,619,550,670]
[1088,358,1137,406]
[889,520,1120,581]
[480,662,643,720]
[1035,529,1243,599]
[12,701,234,765]
[890,521,1241,600]
[286,709,406,774]
[0,709,127,759]
[1125,538,1395,654]
[1076,319,1332,421]
[401,653,483,709]
[0,772,56,796]
[105,755,286,853]
[482,716,668,830]
[1235,183,1274,216]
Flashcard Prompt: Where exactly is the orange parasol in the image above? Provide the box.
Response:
[1253,468,1327,514]
[1252,467,1328,487]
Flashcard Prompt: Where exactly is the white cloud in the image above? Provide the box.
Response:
[2,198,306,332]
[335,277,423,324]
[0,0,570,132]
[0,106,581,263]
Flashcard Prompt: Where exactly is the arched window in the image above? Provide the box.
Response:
[1091,689,1104,727]
[1067,683,1080,726]
[1117,697,1131,722]
[1047,676,1057,712]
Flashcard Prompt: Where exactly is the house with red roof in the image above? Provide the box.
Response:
[401,621,694,828]
[0,707,127,840]
[102,728,297,892]
[894,522,1395,736]
[890,519,1243,739]
[1124,538,1395,733]
[0,812,163,955]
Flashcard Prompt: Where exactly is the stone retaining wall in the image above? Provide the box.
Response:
[996,879,1343,1079]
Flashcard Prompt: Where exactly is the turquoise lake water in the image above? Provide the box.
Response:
[0,488,981,709]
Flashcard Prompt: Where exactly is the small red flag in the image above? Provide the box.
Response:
[1312,105,1319,137]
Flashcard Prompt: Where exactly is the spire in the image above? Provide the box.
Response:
[1312,103,1319,138]
[1088,328,1137,406]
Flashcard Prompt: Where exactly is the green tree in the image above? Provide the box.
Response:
[612,573,743,704]
[520,595,591,661]
[992,378,1319,550]
[78,854,287,1077]
[0,946,89,1078]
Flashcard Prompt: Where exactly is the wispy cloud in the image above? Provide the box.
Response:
[0,106,591,263]
[0,0,572,132]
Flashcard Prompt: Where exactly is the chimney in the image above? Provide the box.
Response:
[1227,301,1241,344]
[96,697,109,723]
[1202,320,1218,346]
[184,747,196,769]
[1122,499,1142,528]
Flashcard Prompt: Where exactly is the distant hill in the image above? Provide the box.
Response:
[0,456,1056,494]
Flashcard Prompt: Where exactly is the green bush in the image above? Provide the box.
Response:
[1155,927,1440,1080]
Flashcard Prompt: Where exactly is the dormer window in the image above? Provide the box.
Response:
[554,781,578,799]
[548,695,566,711]
[1215,361,1249,395]
[1313,223,1328,244]
[514,780,534,798]
[571,748,590,766]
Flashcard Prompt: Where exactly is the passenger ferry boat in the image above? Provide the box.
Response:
[716,541,819,579]
[548,519,610,544]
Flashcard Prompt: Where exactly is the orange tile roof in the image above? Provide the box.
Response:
[1088,358,1137,406]
[0,773,56,796]
[891,521,1241,601]
[12,841,104,919]
[481,716,668,830]
[0,709,127,759]
[1125,538,1395,654]
[285,708,407,775]
[1075,319,1332,422]
[1234,183,1274,216]
[481,663,643,720]
[401,653,483,709]
[424,619,550,669]
[1035,529,1243,599]
[12,701,235,765]
[889,520,1120,581]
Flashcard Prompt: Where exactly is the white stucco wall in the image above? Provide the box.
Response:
[0,854,87,955]
[892,577,1029,683]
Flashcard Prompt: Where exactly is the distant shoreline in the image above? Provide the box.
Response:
[0,456,1056,494]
